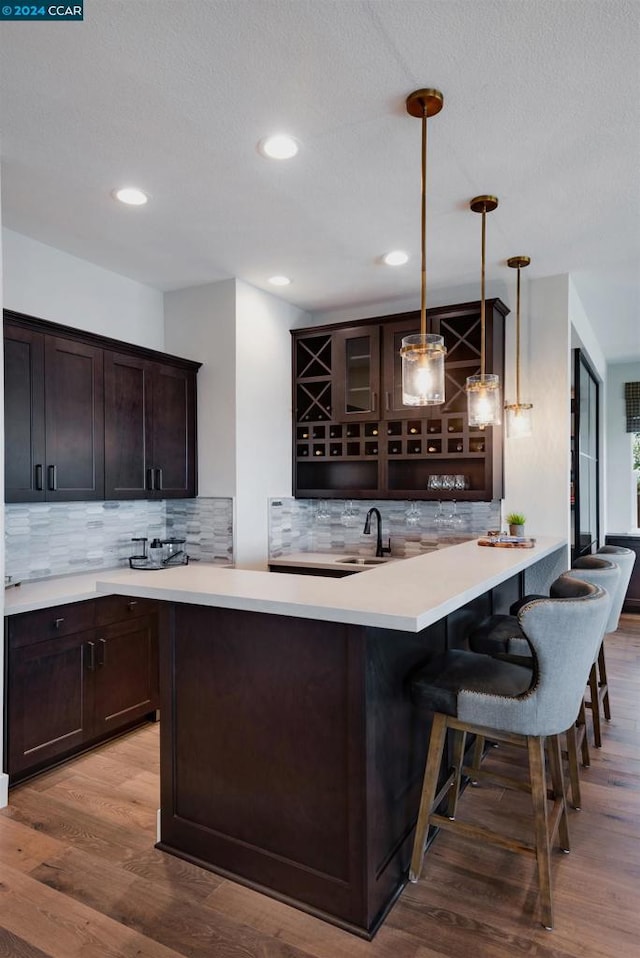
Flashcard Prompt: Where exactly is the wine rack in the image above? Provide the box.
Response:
[292,299,507,500]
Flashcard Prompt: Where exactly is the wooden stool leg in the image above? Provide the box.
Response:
[577,700,590,767]
[563,723,582,810]
[598,643,611,721]
[447,728,467,819]
[527,735,554,930]
[469,734,485,784]
[588,664,602,748]
[547,734,570,852]
[410,713,448,883]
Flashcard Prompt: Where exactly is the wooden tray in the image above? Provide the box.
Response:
[477,536,536,549]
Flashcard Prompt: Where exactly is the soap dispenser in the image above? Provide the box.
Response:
[149,538,164,568]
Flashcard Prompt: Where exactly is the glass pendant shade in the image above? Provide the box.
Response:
[401,333,446,405]
[505,402,533,438]
[466,373,501,427]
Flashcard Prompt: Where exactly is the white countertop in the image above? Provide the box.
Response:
[87,537,566,632]
[3,562,230,616]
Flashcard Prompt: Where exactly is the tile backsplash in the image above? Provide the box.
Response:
[5,497,233,582]
[269,497,502,558]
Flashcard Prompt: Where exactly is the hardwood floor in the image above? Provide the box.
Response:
[1,615,638,958]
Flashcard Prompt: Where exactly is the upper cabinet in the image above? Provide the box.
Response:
[292,299,507,501]
[5,322,104,502]
[104,354,196,499]
[4,311,200,504]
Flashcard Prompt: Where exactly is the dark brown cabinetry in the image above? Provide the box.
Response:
[4,322,104,502]
[4,310,200,502]
[293,299,507,500]
[104,353,197,499]
[6,596,160,783]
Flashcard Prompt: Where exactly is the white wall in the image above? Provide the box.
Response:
[164,279,238,497]
[234,282,310,568]
[503,275,571,550]
[164,278,311,568]
[606,361,640,533]
[2,229,165,350]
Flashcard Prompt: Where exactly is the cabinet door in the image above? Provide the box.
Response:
[104,352,154,499]
[381,315,421,419]
[92,615,159,737]
[150,363,197,498]
[7,631,95,780]
[332,326,381,421]
[44,336,104,500]
[4,323,46,502]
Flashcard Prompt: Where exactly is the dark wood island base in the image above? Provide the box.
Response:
[156,576,523,937]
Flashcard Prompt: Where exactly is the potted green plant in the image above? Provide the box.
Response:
[506,511,526,537]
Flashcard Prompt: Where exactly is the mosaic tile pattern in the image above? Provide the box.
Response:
[268,498,502,558]
[165,497,234,565]
[5,497,234,582]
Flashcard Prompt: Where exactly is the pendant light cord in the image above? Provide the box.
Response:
[480,209,486,377]
[515,264,521,406]
[420,104,427,339]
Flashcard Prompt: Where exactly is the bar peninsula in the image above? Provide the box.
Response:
[97,536,565,937]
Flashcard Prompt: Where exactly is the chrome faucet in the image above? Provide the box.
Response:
[363,507,391,558]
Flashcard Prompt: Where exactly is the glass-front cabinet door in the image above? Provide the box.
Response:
[572,348,600,559]
[332,326,380,421]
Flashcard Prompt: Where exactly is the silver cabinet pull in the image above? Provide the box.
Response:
[47,465,57,491]
[35,464,43,491]
[86,641,96,671]
[53,617,64,630]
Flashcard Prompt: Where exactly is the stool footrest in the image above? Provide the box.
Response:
[429,812,537,857]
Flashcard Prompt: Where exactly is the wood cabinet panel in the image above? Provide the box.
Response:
[6,598,160,784]
[7,631,94,778]
[104,352,152,498]
[44,336,104,500]
[3,324,46,502]
[150,363,197,497]
[93,615,159,736]
[5,310,200,503]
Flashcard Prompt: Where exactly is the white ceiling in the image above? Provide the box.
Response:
[1,0,639,362]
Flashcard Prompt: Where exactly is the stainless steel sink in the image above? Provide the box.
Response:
[336,557,394,565]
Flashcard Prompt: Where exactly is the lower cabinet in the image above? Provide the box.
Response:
[6,596,160,783]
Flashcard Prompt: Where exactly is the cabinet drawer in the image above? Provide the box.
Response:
[8,600,96,650]
[95,594,159,626]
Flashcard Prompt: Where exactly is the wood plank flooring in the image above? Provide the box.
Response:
[1,615,638,957]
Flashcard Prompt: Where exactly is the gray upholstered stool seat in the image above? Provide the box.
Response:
[411,649,533,714]
[467,613,532,662]
[409,576,609,929]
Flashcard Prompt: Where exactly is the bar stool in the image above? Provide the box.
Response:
[596,546,636,721]
[467,563,619,808]
[409,577,609,929]
[571,557,620,747]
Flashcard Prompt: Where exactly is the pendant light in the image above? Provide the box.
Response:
[466,195,501,427]
[400,89,446,406]
[505,255,533,438]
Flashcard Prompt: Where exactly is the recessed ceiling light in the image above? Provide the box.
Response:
[383,250,409,266]
[112,187,149,206]
[259,134,299,160]
[268,275,291,287]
